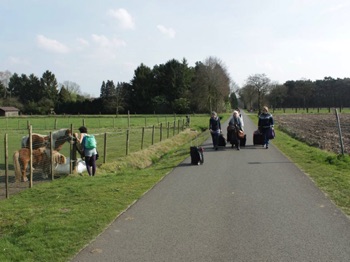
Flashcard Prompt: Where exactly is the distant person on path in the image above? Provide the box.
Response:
[228,110,243,150]
[75,126,97,176]
[236,108,244,130]
[209,111,221,150]
[258,106,274,149]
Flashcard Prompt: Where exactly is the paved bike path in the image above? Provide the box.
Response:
[72,111,350,261]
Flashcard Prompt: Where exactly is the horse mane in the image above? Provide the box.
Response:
[52,129,71,140]
[52,129,72,151]
[52,150,67,165]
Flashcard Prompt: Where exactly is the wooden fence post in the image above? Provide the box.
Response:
[335,109,344,155]
[152,125,155,145]
[126,129,130,155]
[141,127,145,150]
[70,124,74,174]
[50,132,54,180]
[29,125,33,188]
[160,123,163,142]
[4,134,9,199]
[103,133,107,164]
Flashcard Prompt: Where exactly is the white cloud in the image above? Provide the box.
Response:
[157,25,176,38]
[108,8,135,29]
[77,38,90,47]
[91,34,126,48]
[36,35,70,53]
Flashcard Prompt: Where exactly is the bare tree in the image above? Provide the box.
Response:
[238,84,256,110]
[246,74,271,114]
[0,70,12,98]
[196,56,231,112]
[59,81,82,102]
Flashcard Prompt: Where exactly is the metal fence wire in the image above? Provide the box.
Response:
[1,118,188,199]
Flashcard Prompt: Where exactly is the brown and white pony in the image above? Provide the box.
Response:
[21,128,73,151]
[13,148,67,182]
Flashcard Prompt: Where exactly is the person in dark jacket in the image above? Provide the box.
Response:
[209,111,221,150]
[228,110,243,150]
[258,106,274,149]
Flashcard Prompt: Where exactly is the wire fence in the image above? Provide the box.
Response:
[0,117,192,199]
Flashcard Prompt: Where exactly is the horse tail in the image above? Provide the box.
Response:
[13,150,22,182]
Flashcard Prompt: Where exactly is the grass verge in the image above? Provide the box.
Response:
[249,114,350,217]
[272,129,350,216]
[0,128,211,262]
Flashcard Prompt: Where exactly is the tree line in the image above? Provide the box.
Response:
[2,59,348,115]
[239,74,350,113]
[0,57,234,115]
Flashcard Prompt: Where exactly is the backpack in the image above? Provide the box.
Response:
[84,134,96,149]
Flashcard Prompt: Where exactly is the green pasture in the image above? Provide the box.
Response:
[1,111,350,262]
[0,114,224,262]
[0,114,212,171]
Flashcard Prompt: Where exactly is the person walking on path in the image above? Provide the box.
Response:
[228,110,243,150]
[236,108,244,130]
[209,111,221,150]
[258,106,274,149]
[75,126,97,176]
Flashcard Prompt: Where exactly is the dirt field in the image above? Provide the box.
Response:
[274,114,350,155]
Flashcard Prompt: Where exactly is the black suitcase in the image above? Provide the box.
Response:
[190,146,204,165]
[218,133,226,147]
[253,130,264,145]
[240,134,247,147]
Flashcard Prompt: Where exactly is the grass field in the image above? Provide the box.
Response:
[1,110,350,261]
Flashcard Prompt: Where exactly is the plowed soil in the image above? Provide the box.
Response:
[274,114,350,154]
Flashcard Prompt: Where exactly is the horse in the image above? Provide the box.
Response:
[21,133,49,150]
[13,147,67,182]
[21,128,73,151]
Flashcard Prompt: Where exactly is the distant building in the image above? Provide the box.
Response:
[0,107,19,117]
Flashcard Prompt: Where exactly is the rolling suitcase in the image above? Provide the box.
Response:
[240,134,247,147]
[253,130,264,145]
[218,133,226,147]
[190,146,204,165]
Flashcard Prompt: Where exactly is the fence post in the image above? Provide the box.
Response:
[141,127,145,150]
[103,133,107,164]
[4,134,9,199]
[335,109,344,155]
[152,125,155,145]
[128,111,130,129]
[173,120,176,136]
[50,132,55,180]
[160,123,163,142]
[70,124,74,174]
[126,129,130,155]
[178,120,180,134]
[29,125,33,188]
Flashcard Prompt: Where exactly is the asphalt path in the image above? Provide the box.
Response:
[72,111,350,262]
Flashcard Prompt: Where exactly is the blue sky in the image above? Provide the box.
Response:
[1,0,349,97]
